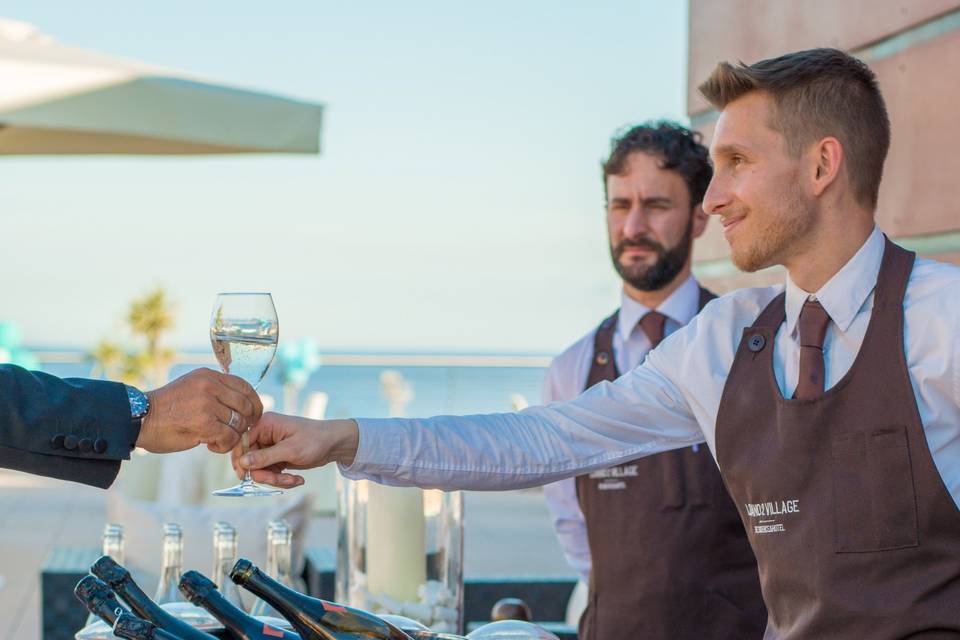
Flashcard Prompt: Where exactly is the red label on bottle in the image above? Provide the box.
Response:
[262,623,285,638]
[322,601,348,614]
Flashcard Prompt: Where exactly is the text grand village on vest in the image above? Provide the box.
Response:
[745,499,800,534]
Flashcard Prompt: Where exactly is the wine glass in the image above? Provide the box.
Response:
[209,292,281,497]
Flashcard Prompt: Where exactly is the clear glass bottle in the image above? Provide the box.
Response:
[155,523,185,605]
[211,522,246,611]
[85,523,125,627]
[145,523,221,633]
[249,519,292,618]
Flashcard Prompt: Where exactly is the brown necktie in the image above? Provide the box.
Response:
[639,311,667,349]
[793,300,831,400]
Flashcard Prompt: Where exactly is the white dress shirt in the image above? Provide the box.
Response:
[343,226,960,511]
[540,275,702,583]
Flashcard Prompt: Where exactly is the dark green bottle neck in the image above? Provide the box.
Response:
[113,575,164,622]
[112,576,216,640]
[239,568,334,640]
[195,585,296,640]
[91,594,129,625]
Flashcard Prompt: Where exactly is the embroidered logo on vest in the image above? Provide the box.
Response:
[589,464,639,490]
[744,499,800,534]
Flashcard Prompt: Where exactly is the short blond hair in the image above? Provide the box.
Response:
[699,48,890,210]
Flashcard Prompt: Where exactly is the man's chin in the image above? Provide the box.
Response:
[730,248,774,273]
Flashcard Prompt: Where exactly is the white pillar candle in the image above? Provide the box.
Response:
[365,482,426,603]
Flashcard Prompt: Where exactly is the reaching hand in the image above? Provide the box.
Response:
[232,412,360,488]
[135,368,263,454]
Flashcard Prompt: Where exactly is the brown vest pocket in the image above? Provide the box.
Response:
[831,426,919,552]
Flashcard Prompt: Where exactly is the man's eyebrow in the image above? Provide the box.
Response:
[711,143,748,158]
[607,195,673,207]
[641,195,672,206]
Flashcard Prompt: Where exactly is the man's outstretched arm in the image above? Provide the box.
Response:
[237,358,705,492]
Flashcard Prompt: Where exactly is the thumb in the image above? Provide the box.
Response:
[240,440,298,471]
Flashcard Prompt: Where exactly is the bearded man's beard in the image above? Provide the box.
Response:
[610,215,693,291]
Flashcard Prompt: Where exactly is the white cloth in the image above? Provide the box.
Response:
[540,275,702,583]
[343,226,960,511]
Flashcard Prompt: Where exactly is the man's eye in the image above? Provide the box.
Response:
[732,155,744,166]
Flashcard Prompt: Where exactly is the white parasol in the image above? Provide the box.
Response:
[0,18,323,155]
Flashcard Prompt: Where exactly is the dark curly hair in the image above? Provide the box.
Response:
[602,121,712,209]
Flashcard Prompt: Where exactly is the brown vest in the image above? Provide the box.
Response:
[715,238,960,638]
[576,287,766,640]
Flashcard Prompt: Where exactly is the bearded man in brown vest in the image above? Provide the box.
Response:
[240,48,960,639]
[542,122,765,640]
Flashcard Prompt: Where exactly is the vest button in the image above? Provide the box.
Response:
[595,351,610,365]
[94,438,109,454]
[748,334,766,352]
[50,434,65,449]
[63,435,79,450]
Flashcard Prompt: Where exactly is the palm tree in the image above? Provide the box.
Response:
[127,287,176,388]
[89,286,177,388]
[88,339,124,380]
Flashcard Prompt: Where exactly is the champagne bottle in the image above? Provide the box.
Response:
[179,570,299,640]
[113,612,188,640]
[156,523,186,605]
[249,520,292,618]
[85,524,126,626]
[212,522,246,610]
[75,574,132,626]
[90,555,217,640]
[230,558,413,640]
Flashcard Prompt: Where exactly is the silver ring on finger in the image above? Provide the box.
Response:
[227,409,240,431]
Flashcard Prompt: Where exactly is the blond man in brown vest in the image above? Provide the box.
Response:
[240,49,960,638]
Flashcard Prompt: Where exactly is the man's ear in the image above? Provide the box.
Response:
[691,203,709,240]
[811,136,844,197]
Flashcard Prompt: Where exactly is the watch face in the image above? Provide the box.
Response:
[125,385,149,419]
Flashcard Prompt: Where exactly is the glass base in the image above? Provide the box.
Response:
[212,479,283,497]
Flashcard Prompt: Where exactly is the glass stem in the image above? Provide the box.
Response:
[241,432,253,484]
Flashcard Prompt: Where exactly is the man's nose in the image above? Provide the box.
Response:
[702,176,730,216]
[622,206,649,237]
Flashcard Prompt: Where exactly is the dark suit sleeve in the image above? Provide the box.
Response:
[0,364,134,489]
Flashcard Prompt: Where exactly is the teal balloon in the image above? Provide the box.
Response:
[286,369,310,387]
[0,322,22,350]
[277,342,299,364]
[300,338,321,372]
[277,338,321,387]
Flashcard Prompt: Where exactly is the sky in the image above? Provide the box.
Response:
[1,1,689,354]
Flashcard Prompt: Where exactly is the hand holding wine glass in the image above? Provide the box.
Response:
[136,369,262,454]
[209,292,280,497]
[232,413,361,488]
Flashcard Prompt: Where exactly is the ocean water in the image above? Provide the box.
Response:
[40,359,549,420]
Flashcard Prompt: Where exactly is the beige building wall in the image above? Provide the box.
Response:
[687,1,960,291]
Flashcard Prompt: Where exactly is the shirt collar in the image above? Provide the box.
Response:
[784,225,885,337]
[617,274,701,343]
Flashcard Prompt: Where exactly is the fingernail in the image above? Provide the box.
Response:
[240,454,253,467]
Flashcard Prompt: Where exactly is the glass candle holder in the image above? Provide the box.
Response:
[337,478,464,634]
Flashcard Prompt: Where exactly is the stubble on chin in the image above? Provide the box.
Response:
[729,192,816,273]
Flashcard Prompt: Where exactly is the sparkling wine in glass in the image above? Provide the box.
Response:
[210,292,280,497]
